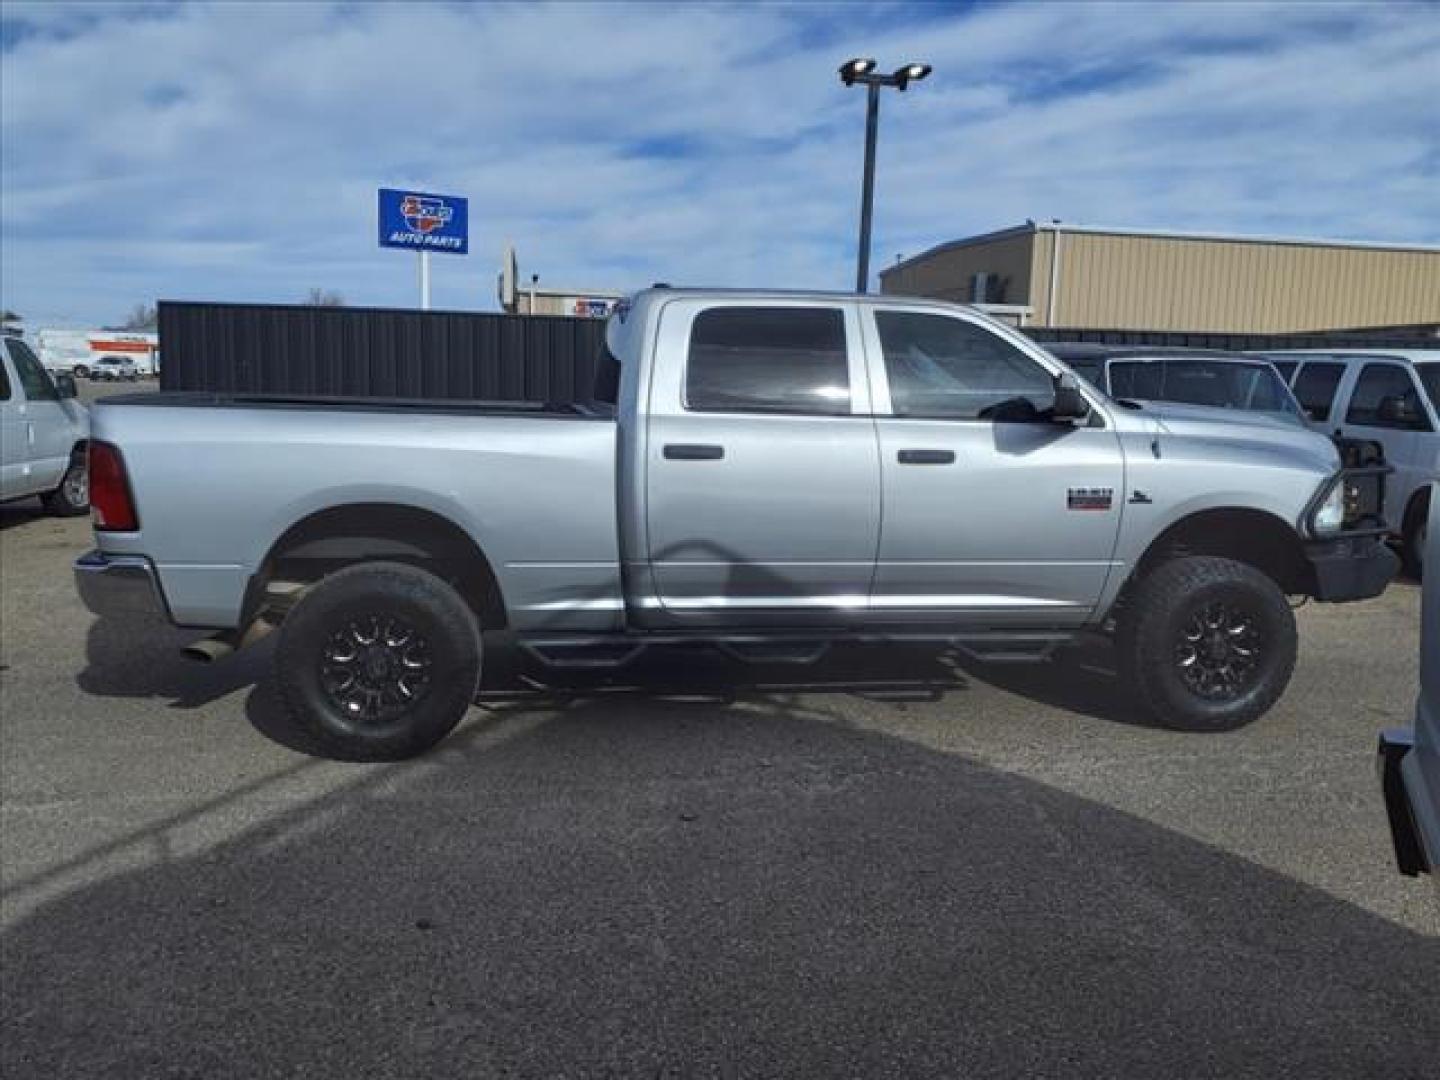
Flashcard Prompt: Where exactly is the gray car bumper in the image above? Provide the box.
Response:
[74,549,169,620]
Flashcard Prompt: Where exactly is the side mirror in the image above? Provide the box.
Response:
[1376,394,1417,427]
[1051,372,1090,421]
[55,373,78,399]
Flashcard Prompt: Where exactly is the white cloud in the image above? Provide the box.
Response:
[1,1,1436,325]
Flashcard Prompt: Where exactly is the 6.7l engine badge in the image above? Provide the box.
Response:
[1067,487,1114,511]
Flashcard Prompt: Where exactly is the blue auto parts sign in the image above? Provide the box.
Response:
[378,188,468,254]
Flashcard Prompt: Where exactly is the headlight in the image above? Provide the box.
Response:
[1310,479,1346,535]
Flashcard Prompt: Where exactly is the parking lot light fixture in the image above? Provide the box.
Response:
[895,63,932,89]
[839,57,877,85]
[840,57,932,293]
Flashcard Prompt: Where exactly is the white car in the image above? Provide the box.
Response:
[1259,349,1439,576]
[0,335,90,515]
[89,355,139,381]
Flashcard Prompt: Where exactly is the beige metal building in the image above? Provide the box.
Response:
[880,222,1440,333]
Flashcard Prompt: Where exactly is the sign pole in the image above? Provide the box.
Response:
[380,188,466,309]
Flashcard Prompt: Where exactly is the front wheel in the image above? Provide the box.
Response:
[1116,556,1297,731]
[41,456,89,516]
[274,561,481,760]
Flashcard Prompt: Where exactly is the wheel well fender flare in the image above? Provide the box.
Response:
[1404,484,1432,529]
[1123,507,1312,598]
[252,502,507,628]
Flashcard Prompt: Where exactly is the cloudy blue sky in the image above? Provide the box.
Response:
[2,0,1437,327]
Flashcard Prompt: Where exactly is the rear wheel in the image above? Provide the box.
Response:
[1117,556,1296,731]
[274,561,481,760]
[41,455,89,516]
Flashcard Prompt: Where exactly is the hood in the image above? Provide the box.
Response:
[1112,400,1339,472]
[1133,400,1308,431]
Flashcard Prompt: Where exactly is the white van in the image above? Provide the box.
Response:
[1260,349,1439,576]
[0,335,90,514]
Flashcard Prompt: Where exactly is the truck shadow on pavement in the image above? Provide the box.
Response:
[78,617,273,709]
[0,501,48,531]
[5,683,1439,1078]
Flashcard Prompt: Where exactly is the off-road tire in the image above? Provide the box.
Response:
[1116,556,1296,732]
[275,561,480,761]
[41,454,89,516]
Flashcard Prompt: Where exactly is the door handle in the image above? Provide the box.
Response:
[663,443,725,460]
[897,448,955,465]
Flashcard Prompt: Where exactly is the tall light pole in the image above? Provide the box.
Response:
[839,58,932,293]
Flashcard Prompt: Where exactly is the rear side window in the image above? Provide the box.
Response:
[1291,362,1344,422]
[1269,360,1297,382]
[1345,363,1431,431]
[686,307,850,415]
[0,355,11,400]
[876,311,1054,420]
[5,339,58,402]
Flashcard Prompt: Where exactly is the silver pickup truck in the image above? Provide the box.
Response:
[75,289,1396,759]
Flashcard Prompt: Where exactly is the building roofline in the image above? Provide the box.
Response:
[882,225,1037,275]
[522,286,628,299]
[880,222,1440,278]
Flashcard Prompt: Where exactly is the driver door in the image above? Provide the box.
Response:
[863,306,1125,626]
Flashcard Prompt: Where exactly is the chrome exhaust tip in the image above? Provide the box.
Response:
[181,632,239,663]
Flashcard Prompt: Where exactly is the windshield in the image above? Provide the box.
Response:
[1108,359,1303,422]
[1416,363,1440,414]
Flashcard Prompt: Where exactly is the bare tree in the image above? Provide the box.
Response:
[122,303,157,330]
[305,288,345,307]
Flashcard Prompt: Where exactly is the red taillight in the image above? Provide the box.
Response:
[89,440,138,531]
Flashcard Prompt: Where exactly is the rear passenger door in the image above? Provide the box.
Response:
[0,350,23,500]
[2,338,70,496]
[641,300,881,624]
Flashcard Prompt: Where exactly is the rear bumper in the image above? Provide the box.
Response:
[74,549,170,621]
[1304,536,1398,602]
[1377,729,1431,877]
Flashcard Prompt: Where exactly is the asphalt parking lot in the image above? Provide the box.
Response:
[2,428,1437,1076]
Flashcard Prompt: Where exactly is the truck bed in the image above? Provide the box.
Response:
[89,394,622,629]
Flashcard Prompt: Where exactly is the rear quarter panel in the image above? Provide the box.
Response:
[90,402,620,629]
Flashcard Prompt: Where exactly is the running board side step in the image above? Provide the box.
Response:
[517,631,1072,670]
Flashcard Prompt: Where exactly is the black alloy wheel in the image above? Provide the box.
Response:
[1117,555,1297,731]
[318,612,435,728]
[274,561,481,760]
[1173,599,1263,702]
